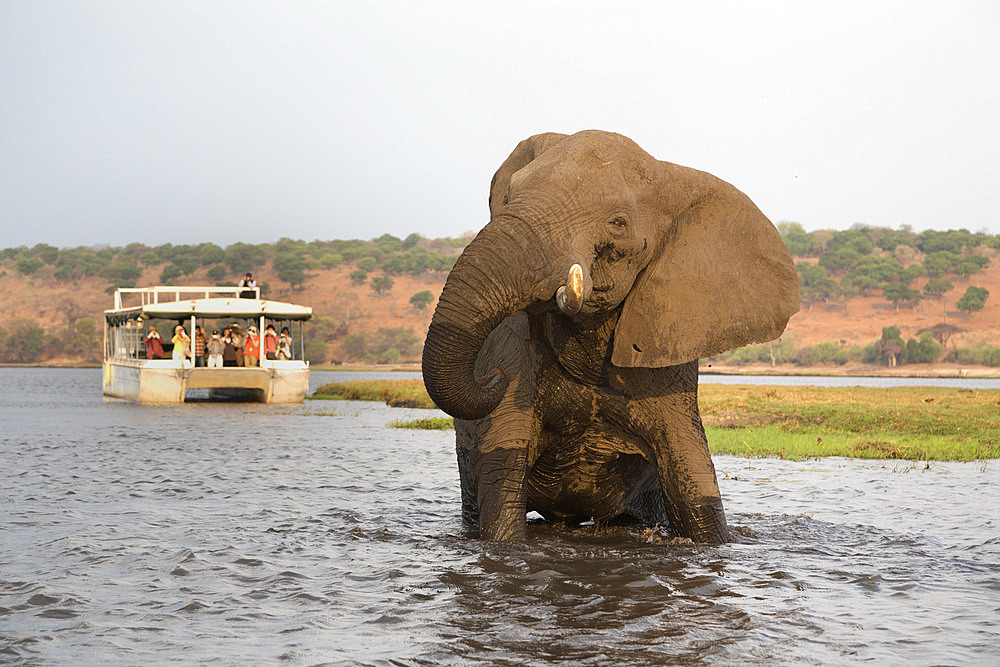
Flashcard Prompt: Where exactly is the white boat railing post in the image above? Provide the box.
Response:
[259,314,266,367]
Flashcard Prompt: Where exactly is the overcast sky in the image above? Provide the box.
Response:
[2,1,998,248]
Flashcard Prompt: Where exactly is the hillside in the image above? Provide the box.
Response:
[1,228,999,370]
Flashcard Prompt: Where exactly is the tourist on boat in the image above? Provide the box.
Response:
[230,323,244,366]
[243,326,260,367]
[142,325,164,359]
[193,326,207,367]
[239,272,257,299]
[277,327,293,360]
[221,327,239,367]
[263,324,278,360]
[207,330,224,368]
[171,325,191,363]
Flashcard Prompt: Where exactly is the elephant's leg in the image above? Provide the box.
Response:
[475,446,529,541]
[609,362,728,544]
[456,441,479,532]
[651,410,728,544]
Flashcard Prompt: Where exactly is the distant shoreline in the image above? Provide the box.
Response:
[3,360,999,378]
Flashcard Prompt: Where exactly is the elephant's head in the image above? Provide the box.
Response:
[423,130,799,420]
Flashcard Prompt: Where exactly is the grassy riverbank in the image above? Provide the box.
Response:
[311,380,1000,461]
[311,379,436,408]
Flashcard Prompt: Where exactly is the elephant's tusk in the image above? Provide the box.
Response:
[556,263,584,315]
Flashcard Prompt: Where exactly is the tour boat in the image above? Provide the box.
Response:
[103,286,312,403]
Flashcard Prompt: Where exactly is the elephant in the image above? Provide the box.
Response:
[422,130,799,544]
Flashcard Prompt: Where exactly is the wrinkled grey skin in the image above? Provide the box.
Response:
[422,131,799,544]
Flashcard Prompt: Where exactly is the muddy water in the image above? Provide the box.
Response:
[1,368,998,664]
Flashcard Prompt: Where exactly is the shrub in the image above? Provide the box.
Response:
[356,256,377,272]
[945,345,1000,367]
[409,290,435,310]
[349,269,368,285]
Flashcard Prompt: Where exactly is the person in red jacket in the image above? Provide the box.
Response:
[262,324,279,360]
[242,326,260,367]
[142,325,164,359]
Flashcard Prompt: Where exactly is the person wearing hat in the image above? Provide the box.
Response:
[171,325,191,364]
[142,325,164,359]
[242,325,260,367]
[239,272,257,299]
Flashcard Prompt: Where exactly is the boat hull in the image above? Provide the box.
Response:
[103,360,309,403]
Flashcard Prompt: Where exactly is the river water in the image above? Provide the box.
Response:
[2,368,998,664]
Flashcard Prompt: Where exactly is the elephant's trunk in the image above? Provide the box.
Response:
[422,219,548,420]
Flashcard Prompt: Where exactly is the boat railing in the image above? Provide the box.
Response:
[113,286,260,310]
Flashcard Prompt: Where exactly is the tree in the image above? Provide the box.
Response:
[321,253,343,268]
[225,242,266,273]
[402,233,422,250]
[197,243,226,266]
[273,251,308,288]
[796,262,837,306]
[375,234,403,254]
[875,325,904,367]
[371,275,394,295]
[922,277,953,298]
[882,283,921,310]
[409,290,435,311]
[343,333,368,358]
[0,318,47,362]
[349,269,368,285]
[818,246,861,274]
[956,286,989,314]
[159,264,182,283]
[16,257,44,275]
[206,264,227,282]
[955,255,989,280]
[777,222,814,256]
[32,243,60,265]
[66,318,99,362]
[903,332,943,364]
[917,323,963,352]
[304,340,328,364]
[923,251,960,278]
[356,256,377,272]
[102,262,143,288]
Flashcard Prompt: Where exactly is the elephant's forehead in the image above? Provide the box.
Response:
[511,153,633,198]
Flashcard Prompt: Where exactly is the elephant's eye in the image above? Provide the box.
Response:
[609,217,628,228]
[502,193,509,206]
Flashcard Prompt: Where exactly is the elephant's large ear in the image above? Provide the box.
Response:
[489,133,568,217]
[611,165,799,368]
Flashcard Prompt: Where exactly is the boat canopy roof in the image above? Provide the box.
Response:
[106,297,313,324]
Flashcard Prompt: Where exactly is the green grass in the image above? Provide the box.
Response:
[316,379,1000,461]
[388,416,454,430]
[699,384,1000,461]
[310,379,436,408]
